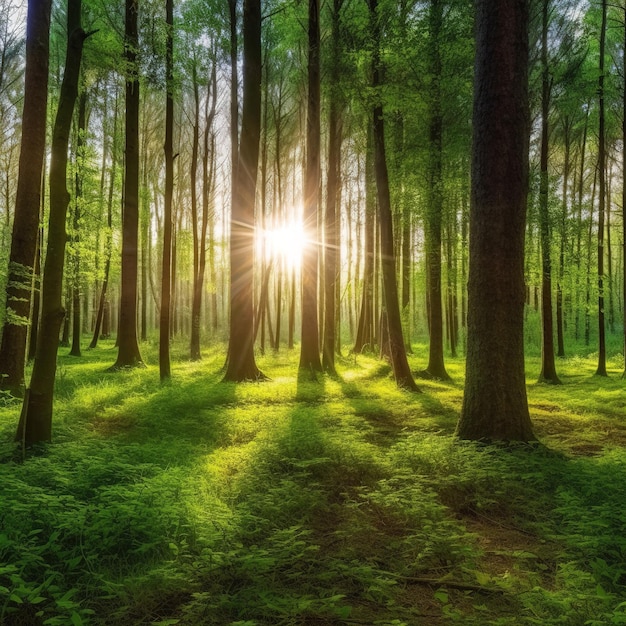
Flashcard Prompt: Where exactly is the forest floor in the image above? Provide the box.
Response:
[1,340,626,625]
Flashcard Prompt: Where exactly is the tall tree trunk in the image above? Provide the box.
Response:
[322,0,343,374]
[623,5,626,378]
[69,89,87,357]
[596,0,608,376]
[422,0,449,380]
[223,0,265,381]
[299,0,323,376]
[112,0,143,369]
[538,0,560,383]
[457,0,534,441]
[17,0,88,445]
[368,0,419,392]
[0,0,52,395]
[159,0,174,381]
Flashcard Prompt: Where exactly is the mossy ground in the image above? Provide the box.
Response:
[1,339,626,625]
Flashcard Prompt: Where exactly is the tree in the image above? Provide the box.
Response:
[456,0,535,441]
[160,0,174,381]
[595,0,608,377]
[537,0,560,384]
[322,0,343,375]
[368,0,418,392]
[0,0,52,396]
[112,0,143,369]
[299,0,323,376]
[421,0,450,381]
[223,0,265,381]
[16,0,90,446]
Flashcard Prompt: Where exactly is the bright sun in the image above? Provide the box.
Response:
[259,221,306,269]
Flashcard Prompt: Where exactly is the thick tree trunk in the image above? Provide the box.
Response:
[17,0,88,445]
[368,0,418,392]
[112,0,143,369]
[223,0,265,381]
[457,0,534,441]
[299,0,323,376]
[0,0,52,396]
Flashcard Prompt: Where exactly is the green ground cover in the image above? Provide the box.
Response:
[1,341,626,625]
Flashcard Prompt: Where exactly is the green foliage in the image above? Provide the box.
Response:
[1,343,626,623]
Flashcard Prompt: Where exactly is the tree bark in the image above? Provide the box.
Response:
[596,0,607,377]
[537,0,560,384]
[223,0,265,381]
[368,0,419,392]
[112,0,143,369]
[299,0,323,376]
[0,0,52,396]
[17,0,88,445]
[457,0,534,441]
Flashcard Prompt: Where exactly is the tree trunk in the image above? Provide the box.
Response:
[457,0,534,441]
[17,0,88,445]
[0,0,52,396]
[112,0,143,369]
[159,0,174,381]
[422,0,449,380]
[223,0,265,381]
[368,0,419,392]
[299,0,323,376]
[322,0,343,374]
[537,0,560,384]
[596,0,607,377]
[69,89,87,357]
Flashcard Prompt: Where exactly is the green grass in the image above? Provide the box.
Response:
[1,340,626,625]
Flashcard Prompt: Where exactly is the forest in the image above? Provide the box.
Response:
[1,0,626,623]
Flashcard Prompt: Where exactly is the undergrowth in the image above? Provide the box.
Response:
[0,340,625,624]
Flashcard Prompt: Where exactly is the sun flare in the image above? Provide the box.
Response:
[259,222,306,269]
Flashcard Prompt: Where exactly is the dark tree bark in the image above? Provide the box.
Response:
[368,0,419,392]
[456,0,535,441]
[299,0,323,376]
[112,0,143,369]
[322,0,343,374]
[69,89,87,358]
[537,0,560,384]
[16,0,89,446]
[623,5,626,378]
[223,0,265,381]
[421,0,449,380]
[596,0,607,377]
[28,226,42,361]
[0,0,52,396]
[159,0,174,381]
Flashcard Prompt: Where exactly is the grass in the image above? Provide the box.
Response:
[1,339,626,625]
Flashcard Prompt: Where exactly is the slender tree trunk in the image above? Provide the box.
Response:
[159,0,174,381]
[538,0,560,383]
[623,5,626,378]
[17,0,88,445]
[457,0,534,441]
[299,0,323,375]
[596,0,608,376]
[28,226,42,361]
[112,0,143,369]
[422,0,449,380]
[223,0,265,381]
[368,0,419,392]
[70,89,87,357]
[0,0,52,395]
[322,0,343,373]
[556,116,570,358]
